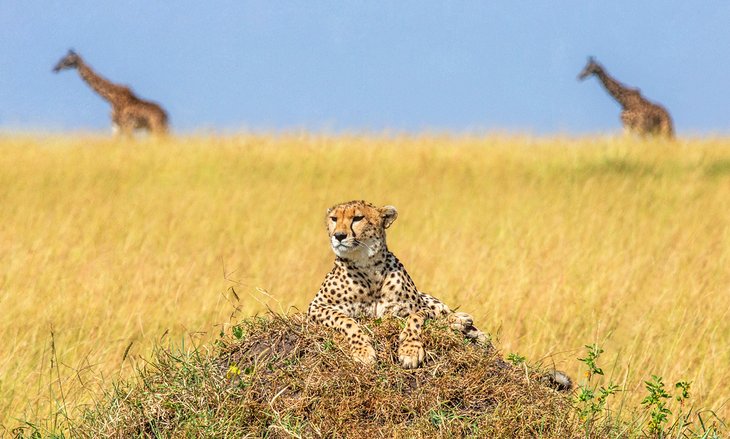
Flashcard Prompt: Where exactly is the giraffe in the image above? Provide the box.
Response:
[578,57,674,138]
[53,50,169,136]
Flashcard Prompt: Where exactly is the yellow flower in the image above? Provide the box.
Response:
[226,364,241,379]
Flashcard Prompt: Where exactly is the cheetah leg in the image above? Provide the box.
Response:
[308,306,376,365]
[398,312,426,369]
[448,312,489,344]
[419,292,451,318]
[421,292,488,343]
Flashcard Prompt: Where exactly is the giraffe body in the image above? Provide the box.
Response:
[579,57,674,138]
[53,50,168,136]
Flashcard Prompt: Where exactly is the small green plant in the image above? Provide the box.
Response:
[675,380,691,404]
[322,339,335,352]
[428,405,467,429]
[506,352,526,366]
[231,325,245,340]
[640,376,696,436]
[573,344,620,431]
[276,413,304,437]
[642,375,673,435]
[572,344,717,437]
[577,343,604,379]
[428,408,449,428]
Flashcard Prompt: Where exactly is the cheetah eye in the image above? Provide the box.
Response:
[352,215,364,222]
[329,216,337,222]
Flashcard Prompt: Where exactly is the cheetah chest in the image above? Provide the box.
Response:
[333,264,420,318]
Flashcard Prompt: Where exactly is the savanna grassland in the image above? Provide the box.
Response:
[0,134,728,432]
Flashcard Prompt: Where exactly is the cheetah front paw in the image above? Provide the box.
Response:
[398,340,425,369]
[351,343,377,365]
[448,312,489,343]
[448,311,474,332]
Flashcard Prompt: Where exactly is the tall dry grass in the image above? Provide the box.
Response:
[0,134,728,429]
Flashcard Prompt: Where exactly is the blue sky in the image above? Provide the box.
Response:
[1,1,728,134]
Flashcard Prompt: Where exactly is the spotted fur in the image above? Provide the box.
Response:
[307,200,486,368]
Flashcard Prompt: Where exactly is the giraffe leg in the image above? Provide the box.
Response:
[398,312,426,368]
[149,115,168,137]
[119,122,134,137]
[117,112,136,137]
[111,110,134,137]
[620,111,638,136]
[111,110,122,136]
[659,117,674,139]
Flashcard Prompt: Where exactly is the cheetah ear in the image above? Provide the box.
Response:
[380,205,398,229]
[325,207,334,228]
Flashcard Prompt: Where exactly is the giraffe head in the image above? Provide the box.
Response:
[578,56,602,81]
[53,50,81,73]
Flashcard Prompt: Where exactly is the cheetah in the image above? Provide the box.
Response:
[307,200,486,369]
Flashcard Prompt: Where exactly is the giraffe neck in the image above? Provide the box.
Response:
[75,60,130,105]
[594,69,634,108]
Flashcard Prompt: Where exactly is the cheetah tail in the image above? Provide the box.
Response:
[541,370,573,392]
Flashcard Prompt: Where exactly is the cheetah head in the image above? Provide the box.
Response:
[53,49,81,73]
[325,200,398,261]
[577,56,602,81]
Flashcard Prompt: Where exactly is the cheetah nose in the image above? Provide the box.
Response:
[334,232,347,242]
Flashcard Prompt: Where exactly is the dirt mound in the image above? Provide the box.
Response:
[71,313,580,438]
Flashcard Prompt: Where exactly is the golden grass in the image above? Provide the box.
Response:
[0,133,728,429]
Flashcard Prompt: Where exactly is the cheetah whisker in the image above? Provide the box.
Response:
[354,240,375,252]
